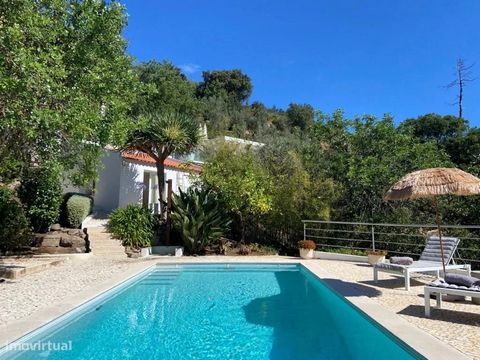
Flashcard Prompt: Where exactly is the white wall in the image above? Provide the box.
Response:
[165,166,194,194]
[118,161,146,209]
[93,150,122,212]
[64,149,196,214]
[116,159,194,210]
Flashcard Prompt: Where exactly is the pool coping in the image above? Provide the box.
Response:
[0,256,470,360]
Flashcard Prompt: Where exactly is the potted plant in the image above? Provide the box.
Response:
[298,240,316,259]
[367,250,387,265]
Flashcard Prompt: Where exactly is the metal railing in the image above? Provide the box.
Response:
[302,220,480,269]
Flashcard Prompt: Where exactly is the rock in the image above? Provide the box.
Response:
[59,238,73,247]
[61,235,85,248]
[34,229,86,254]
[50,224,62,231]
[41,234,61,247]
[33,234,46,247]
[37,246,72,254]
[67,229,84,237]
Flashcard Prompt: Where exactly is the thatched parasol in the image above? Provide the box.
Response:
[384,167,480,274]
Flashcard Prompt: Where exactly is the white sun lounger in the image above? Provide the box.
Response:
[373,236,471,291]
[424,282,480,317]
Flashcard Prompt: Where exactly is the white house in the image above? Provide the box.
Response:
[66,134,261,214]
[66,149,202,214]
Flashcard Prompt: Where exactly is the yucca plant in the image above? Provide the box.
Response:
[171,188,231,254]
[124,112,201,216]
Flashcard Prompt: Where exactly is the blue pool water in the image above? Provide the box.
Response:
[1,264,423,359]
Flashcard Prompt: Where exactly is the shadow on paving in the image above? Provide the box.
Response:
[354,263,372,268]
[322,278,382,298]
[398,304,480,325]
[359,278,425,290]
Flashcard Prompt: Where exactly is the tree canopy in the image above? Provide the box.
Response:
[197,70,253,106]
[286,103,315,131]
[133,60,199,117]
[400,113,467,146]
[0,0,139,185]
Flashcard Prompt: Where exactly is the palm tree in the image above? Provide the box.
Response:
[124,112,201,215]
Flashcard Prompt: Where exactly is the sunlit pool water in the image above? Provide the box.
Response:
[1,263,423,359]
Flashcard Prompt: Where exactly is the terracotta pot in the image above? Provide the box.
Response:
[367,254,385,265]
[299,248,314,259]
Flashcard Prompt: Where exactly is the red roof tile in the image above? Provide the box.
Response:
[121,151,202,173]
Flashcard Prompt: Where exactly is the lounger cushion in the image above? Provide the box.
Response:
[429,279,480,292]
[445,273,478,287]
[390,256,413,265]
[375,260,448,271]
[419,236,459,263]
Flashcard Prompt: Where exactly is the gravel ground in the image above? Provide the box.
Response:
[0,256,153,326]
[1,257,478,358]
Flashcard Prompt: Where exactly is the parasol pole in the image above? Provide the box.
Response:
[432,196,447,276]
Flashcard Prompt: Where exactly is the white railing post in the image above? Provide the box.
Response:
[371,226,375,251]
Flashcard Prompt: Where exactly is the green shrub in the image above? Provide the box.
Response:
[172,188,231,254]
[108,205,154,248]
[0,188,31,253]
[66,194,93,228]
[18,164,63,232]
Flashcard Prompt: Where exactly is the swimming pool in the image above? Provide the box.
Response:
[1,263,423,359]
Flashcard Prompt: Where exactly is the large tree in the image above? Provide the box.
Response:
[400,113,468,146]
[197,70,253,106]
[308,113,452,223]
[124,113,201,214]
[200,142,272,241]
[286,103,315,131]
[0,0,138,185]
[133,60,199,117]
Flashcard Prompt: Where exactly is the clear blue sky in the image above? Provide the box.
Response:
[121,0,480,126]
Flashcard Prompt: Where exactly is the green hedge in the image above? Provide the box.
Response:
[0,188,31,253]
[108,205,154,249]
[66,194,93,228]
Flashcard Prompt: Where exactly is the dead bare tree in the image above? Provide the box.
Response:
[446,58,476,119]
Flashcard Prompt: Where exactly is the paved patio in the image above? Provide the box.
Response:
[0,256,478,358]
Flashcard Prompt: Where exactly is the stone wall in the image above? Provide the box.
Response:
[33,224,88,254]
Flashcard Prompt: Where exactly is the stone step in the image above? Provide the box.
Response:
[90,238,122,243]
[90,240,123,246]
[92,248,125,254]
[93,253,126,257]
[87,225,126,257]
[92,246,124,250]
[94,251,126,256]
[92,248,126,254]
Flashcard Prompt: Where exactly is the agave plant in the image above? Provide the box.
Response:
[171,187,231,254]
